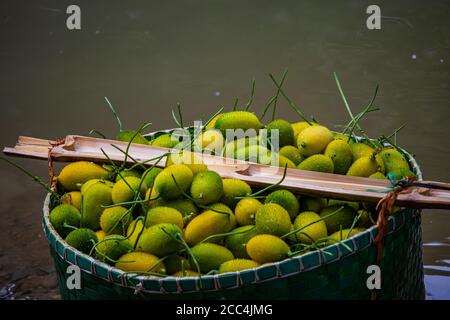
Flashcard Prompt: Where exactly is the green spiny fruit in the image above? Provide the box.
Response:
[58,161,109,191]
[115,251,166,274]
[264,189,300,220]
[49,204,81,238]
[221,179,252,209]
[219,259,260,273]
[291,121,313,141]
[60,191,82,211]
[327,199,360,211]
[136,223,183,257]
[346,154,379,177]
[112,176,147,204]
[225,225,260,259]
[80,178,114,194]
[116,130,149,145]
[297,154,334,173]
[145,206,184,229]
[190,171,224,205]
[126,219,144,247]
[115,169,142,182]
[166,150,208,176]
[293,211,327,244]
[279,145,305,166]
[246,234,290,263]
[159,198,198,218]
[266,119,294,147]
[100,206,133,235]
[96,235,133,265]
[141,167,163,189]
[329,228,365,242]
[324,139,353,174]
[297,125,333,156]
[150,134,180,148]
[81,181,113,230]
[214,111,263,135]
[320,205,357,234]
[369,172,387,179]
[153,164,194,200]
[65,228,97,254]
[350,142,374,160]
[184,205,234,246]
[300,197,327,213]
[190,243,234,273]
[255,203,292,237]
[234,198,262,226]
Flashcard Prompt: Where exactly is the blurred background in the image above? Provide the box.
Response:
[0,0,449,299]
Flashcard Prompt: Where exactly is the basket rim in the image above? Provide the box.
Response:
[42,139,423,294]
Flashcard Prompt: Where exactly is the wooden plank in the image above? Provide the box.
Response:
[3,134,450,209]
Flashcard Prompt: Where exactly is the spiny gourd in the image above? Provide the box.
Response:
[190,243,234,273]
[206,113,223,130]
[279,145,304,166]
[153,164,194,200]
[95,230,107,241]
[277,155,297,168]
[324,139,353,174]
[225,225,260,259]
[80,178,114,194]
[58,161,109,191]
[246,234,290,263]
[111,176,147,204]
[221,178,252,209]
[150,134,179,148]
[346,154,379,177]
[350,142,374,160]
[320,205,358,234]
[166,150,208,175]
[369,172,387,179]
[255,203,292,237]
[81,181,113,230]
[234,198,262,226]
[141,167,162,189]
[115,168,141,182]
[292,211,328,244]
[158,198,198,218]
[265,119,294,147]
[219,259,260,273]
[96,235,133,265]
[264,189,300,220]
[291,121,313,141]
[214,111,263,134]
[194,129,224,154]
[65,228,98,254]
[115,252,166,274]
[145,206,184,229]
[126,219,144,247]
[327,199,359,211]
[190,171,224,205]
[116,130,149,145]
[60,191,82,211]
[184,205,234,245]
[49,204,81,238]
[136,223,183,257]
[297,154,334,173]
[297,125,334,156]
[300,197,327,213]
[100,206,133,235]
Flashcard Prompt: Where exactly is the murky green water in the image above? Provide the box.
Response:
[0,1,449,299]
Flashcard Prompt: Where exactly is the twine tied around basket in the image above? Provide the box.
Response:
[47,138,66,190]
[371,176,416,300]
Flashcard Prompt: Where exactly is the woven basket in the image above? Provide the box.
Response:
[43,144,425,300]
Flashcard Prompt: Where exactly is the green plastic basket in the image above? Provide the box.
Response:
[43,145,425,300]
